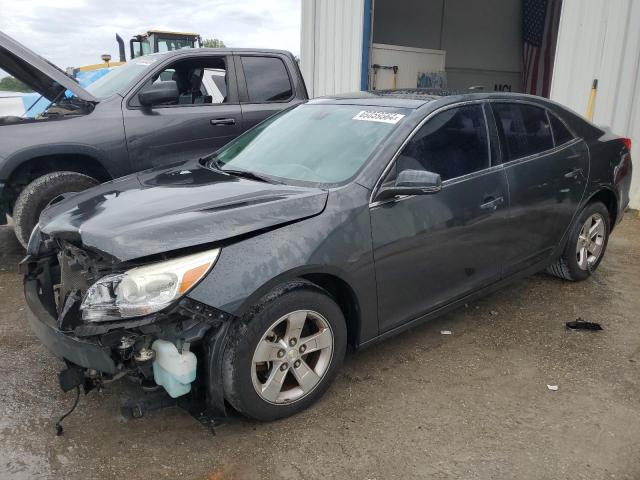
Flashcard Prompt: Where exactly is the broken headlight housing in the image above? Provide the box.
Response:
[80,248,220,322]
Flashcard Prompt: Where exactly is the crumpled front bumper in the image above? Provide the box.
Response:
[24,278,117,374]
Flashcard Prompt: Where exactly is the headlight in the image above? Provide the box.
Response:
[80,248,220,322]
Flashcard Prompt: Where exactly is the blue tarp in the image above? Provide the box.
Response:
[21,67,113,117]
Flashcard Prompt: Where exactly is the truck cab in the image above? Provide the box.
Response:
[0,31,308,248]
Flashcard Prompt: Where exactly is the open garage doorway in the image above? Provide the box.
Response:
[368,0,562,96]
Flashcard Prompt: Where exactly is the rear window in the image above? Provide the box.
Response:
[492,103,554,160]
[549,113,574,145]
[241,56,293,102]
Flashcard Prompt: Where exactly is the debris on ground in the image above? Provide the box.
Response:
[490,310,499,316]
[566,318,603,331]
[547,385,559,391]
[440,330,452,335]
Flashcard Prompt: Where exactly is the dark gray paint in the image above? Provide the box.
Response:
[30,92,633,347]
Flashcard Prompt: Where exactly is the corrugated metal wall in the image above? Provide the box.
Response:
[551,0,640,208]
[300,0,365,98]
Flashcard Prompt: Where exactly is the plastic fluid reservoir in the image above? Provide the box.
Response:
[151,340,197,398]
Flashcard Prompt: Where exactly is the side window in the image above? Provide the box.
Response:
[492,103,554,160]
[241,56,293,102]
[390,105,490,182]
[549,113,574,146]
[135,56,228,107]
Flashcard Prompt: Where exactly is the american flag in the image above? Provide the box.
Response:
[523,0,562,97]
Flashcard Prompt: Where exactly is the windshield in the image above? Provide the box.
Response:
[85,58,158,99]
[215,104,409,185]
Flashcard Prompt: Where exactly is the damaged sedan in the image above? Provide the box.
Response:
[23,91,632,422]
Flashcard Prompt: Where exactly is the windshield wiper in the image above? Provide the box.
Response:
[222,168,279,184]
[204,156,279,184]
[204,155,222,170]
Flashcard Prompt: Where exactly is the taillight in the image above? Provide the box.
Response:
[622,137,632,153]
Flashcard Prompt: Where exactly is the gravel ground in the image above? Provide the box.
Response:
[0,215,639,480]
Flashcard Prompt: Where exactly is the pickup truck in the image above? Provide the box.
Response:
[0,31,308,246]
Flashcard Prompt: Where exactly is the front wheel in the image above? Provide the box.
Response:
[12,171,99,248]
[222,282,347,421]
[547,201,610,281]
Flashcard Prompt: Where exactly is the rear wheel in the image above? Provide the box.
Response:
[13,171,99,248]
[546,201,610,281]
[222,282,347,421]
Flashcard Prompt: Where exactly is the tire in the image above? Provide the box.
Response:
[13,171,99,248]
[222,281,347,421]
[546,201,610,281]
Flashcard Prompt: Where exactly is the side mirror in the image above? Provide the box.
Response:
[377,169,442,200]
[138,80,179,107]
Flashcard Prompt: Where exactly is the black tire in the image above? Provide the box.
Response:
[546,201,610,281]
[13,171,99,248]
[222,281,347,421]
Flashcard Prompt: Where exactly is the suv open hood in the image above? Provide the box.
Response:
[38,159,328,261]
[0,31,97,103]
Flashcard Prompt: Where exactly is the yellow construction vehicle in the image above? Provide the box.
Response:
[116,30,202,62]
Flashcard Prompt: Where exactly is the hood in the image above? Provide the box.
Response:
[38,160,328,261]
[0,31,97,103]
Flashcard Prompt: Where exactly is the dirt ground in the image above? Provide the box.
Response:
[0,215,639,480]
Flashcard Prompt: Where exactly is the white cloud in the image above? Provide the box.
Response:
[0,0,301,70]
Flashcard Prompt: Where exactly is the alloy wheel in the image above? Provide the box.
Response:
[251,310,334,404]
[576,213,606,270]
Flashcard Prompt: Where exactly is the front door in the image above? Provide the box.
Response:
[371,103,510,332]
[122,54,243,171]
[490,102,589,275]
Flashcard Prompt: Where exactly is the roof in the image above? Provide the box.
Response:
[311,89,553,109]
[139,30,200,37]
[140,47,296,61]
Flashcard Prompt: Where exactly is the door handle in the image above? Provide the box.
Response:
[480,196,504,211]
[210,118,236,126]
[564,167,583,179]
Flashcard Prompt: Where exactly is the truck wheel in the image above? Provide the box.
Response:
[222,282,347,421]
[13,171,99,248]
[546,201,610,281]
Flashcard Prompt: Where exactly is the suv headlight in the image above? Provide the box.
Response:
[80,248,220,322]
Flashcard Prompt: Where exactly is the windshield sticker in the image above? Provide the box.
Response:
[353,111,405,124]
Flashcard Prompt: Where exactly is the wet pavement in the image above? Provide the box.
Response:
[1,216,639,479]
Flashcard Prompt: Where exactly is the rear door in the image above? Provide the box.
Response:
[236,54,304,130]
[122,54,243,171]
[371,103,510,332]
[491,102,589,275]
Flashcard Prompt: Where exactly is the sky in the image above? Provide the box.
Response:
[0,0,301,73]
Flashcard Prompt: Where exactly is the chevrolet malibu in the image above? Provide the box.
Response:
[23,91,632,422]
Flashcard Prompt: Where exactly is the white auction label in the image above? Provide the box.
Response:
[352,111,405,124]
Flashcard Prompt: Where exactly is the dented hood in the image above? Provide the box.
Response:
[39,160,328,261]
[0,31,97,103]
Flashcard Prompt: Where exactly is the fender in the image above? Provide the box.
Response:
[0,143,117,181]
[230,263,361,318]
[187,184,379,344]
